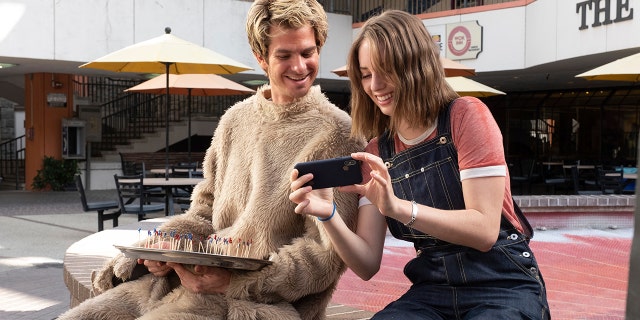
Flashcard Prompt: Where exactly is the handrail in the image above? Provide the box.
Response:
[73,76,246,156]
[0,135,26,190]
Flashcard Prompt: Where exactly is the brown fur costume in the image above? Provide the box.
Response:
[57,85,365,320]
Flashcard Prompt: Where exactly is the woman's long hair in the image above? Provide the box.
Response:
[348,10,459,140]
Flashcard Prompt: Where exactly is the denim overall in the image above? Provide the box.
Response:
[371,103,550,320]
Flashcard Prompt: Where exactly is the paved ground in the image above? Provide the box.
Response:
[335,228,633,320]
[0,190,635,320]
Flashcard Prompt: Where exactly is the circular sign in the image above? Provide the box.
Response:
[448,26,472,56]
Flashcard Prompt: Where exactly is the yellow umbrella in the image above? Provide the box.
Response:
[80,27,253,179]
[331,56,476,78]
[125,73,255,162]
[445,76,506,97]
[440,57,476,77]
[80,28,251,75]
[125,73,255,96]
[575,52,640,82]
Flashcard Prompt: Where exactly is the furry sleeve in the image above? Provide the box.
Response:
[224,130,364,304]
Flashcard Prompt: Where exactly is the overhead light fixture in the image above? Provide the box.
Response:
[0,63,18,69]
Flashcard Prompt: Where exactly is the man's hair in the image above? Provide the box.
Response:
[246,0,328,59]
[347,10,459,140]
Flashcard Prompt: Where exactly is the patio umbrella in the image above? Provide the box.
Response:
[331,56,476,78]
[79,27,252,179]
[125,73,255,162]
[445,76,506,97]
[575,52,640,82]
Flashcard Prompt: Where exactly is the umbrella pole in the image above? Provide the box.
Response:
[188,88,192,164]
[164,63,172,180]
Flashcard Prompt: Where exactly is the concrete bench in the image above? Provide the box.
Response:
[514,194,635,229]
[62,217,375,319]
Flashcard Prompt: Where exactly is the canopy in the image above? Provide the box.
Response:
[445,76,506,97]
[331,56,475,78]
[575,52,640,82]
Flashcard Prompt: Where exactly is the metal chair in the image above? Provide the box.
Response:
[120,155,145,176]
[170,162,200,212]
[75,174,120,231]
[599,169,624,194]
[509,158,539,195]
[543,161,569,194]
[113,173,165,221]
[569,166,602,195]
[170,162,199,178]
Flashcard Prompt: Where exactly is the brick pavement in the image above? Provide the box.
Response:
[333,228,632,320]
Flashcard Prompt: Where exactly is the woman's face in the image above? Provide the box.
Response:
[255,24,319,104]
[358,39,396,116]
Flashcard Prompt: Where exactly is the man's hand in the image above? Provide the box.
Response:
[137,241,174,277]
[167,262,231,294]
[138,259,173,277]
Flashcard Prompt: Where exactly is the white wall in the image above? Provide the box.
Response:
[0,0,353,79]
[321,13,353,79]
[2,0,638,76]
[14,109,24,138]
[423,6,528,72]
[349,0,640,72]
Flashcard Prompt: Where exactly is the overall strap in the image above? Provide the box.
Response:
[378,100,456,160]
[378,98,534,240]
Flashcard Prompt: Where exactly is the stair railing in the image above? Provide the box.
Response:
[0,135,26,190]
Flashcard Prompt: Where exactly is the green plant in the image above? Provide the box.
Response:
[32,156,79,191]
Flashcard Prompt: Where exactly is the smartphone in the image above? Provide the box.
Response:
[294,156,362,189]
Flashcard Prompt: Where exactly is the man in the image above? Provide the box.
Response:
[57,1,364,319]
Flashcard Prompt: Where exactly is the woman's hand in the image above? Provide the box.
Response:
[166,263,231,294]
[289,169,335,220]
[341,152,398,216]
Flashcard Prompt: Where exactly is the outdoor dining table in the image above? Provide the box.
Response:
[562,164,595,170]
[140,177,204,215]
[604,172,637,180]
[149,168,203,177]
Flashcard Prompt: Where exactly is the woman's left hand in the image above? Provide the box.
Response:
[166,262,231,294]
[341,152,397,216]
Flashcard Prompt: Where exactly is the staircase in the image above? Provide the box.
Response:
[0,76,247,190]
[0,135,25,190]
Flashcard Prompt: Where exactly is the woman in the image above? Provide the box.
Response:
[290,10,550,319]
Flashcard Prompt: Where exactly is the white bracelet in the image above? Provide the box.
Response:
[405,201,418,227]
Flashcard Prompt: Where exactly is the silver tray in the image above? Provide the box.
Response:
[114,245,272,271]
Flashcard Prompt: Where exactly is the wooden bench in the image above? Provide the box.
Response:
[119,152,206,174]
[62,218,375,319]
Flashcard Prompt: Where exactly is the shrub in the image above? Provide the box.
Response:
[32,156,79,191]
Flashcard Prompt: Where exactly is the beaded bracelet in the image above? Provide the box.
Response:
[318,202,336,222]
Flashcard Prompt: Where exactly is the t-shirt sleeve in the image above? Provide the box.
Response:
[450,97,507,181]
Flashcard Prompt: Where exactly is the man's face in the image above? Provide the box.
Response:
[256,24,319,104]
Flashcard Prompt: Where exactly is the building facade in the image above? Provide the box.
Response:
[0,0,638,189]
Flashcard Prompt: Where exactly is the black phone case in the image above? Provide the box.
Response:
[294,156,363,189]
